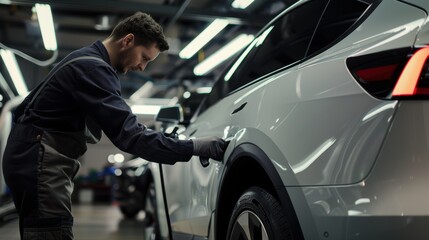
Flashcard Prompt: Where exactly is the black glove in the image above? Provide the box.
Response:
[192,136,227,161]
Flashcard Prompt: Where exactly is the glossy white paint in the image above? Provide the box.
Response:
[290,102,429,239]
[148,162,170,239]
[158,0,429,239]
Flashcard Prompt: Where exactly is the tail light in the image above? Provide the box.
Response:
[347,46,429,99]
[392,47,429,97]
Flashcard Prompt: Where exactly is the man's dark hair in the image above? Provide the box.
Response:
[110,12,169,51]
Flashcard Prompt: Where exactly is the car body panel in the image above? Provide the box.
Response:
[157,0,429,239]
[290,101,429,239]
[149,162,171,239]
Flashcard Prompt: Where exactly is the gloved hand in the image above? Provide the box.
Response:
[192,136,227,161]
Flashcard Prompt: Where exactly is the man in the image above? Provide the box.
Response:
[2,12,226,240]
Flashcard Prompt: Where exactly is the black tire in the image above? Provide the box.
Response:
[226,186,293,240]
[119,203,140,219]
[119,188,144,219]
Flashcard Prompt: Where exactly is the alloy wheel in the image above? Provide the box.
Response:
[229,210,269,240]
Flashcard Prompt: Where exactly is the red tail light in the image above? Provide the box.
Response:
[392,47,429,97]
[346,47,410,99]
[347,46,429,99]
[355,64,398,83]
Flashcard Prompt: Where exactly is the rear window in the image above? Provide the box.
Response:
[224,0,327,93]
[306,0,371,56]
[200,0,328,114]
[198,0,380,115]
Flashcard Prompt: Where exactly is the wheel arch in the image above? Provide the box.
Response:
[214,143,304,240]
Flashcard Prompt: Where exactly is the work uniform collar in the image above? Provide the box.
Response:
[93,40,112,66]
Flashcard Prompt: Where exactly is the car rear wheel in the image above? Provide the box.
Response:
[119,199,141,219]
[226,186,293,240]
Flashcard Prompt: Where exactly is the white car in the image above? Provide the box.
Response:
[155,0,429,239]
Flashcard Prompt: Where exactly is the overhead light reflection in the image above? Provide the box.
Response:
[272,159,288,171]
[235,128,246,141]
[224,37,258,81]
[348,210,363,216]
[256,26,274,47]
[355,198,370,205]
[362,102,397,122]
[291,138,336,173]
[224,26,273,81]
[194,34,254,76]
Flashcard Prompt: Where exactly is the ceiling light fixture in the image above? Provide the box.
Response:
[179,19,229,59]
[232,0,255,9]
[95,15,113,31]
[193,34,254,76]
[0,49,28,96]
[35,3,57,51]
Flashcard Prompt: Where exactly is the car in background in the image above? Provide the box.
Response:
[113,155,164,240]
[114,86,210,218]
[113,157,155,218]
[154,0,429,239]
[0,73,22,221]
[113,86,210,240]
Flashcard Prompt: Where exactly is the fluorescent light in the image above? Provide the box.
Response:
[95,15,112,31]
[35,3,57,51]
[0,49,28,96]
[232,0,254,9]
[179,19,229,59]
[130,104,162,115]
[193,34,254,76]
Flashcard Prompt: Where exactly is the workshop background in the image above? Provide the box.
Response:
[0,0,296,239]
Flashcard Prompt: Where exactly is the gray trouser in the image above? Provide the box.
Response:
[3,123,87,240]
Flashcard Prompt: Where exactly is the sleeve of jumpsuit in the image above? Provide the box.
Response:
[70,61,194,165]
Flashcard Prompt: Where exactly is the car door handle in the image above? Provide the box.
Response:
[189,129,197,137]
[231,102,247,115]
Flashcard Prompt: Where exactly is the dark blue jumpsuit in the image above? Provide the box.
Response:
[2,41,193,239]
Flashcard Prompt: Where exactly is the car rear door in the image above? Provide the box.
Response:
[160,0,329,238]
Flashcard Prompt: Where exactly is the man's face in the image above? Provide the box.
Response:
[116,37,160,74]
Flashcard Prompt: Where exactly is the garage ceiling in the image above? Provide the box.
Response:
[0,0,296,97]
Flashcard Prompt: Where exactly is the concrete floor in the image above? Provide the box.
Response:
[0,204,150,240]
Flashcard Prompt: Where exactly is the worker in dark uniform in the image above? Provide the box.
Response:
[2,12,226,240]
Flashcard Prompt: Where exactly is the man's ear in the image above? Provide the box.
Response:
[122,33,135,48]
